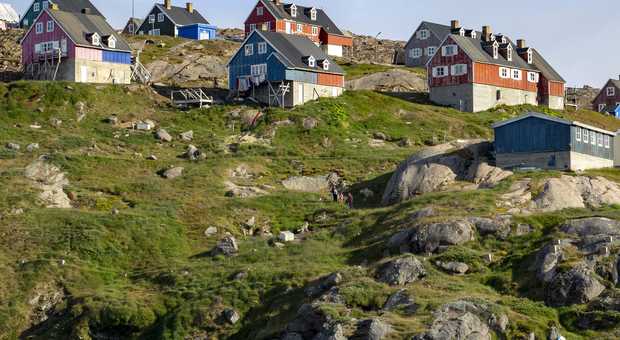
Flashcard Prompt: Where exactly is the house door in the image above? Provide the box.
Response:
[80,66,88,83]
[297,83,304,104]
[199,30,209,40]
[285,22,292,34]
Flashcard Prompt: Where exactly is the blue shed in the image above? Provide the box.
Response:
[493,112,615,171]
[178,24,217,40]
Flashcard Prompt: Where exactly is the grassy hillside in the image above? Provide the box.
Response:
[2,81,620,339]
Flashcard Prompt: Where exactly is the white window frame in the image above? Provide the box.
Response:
[257,42,267,55]
[599,104,606,112]
[527,49,533,64]
[262,22,270,31]
[256,6,264,16]
[245,44,254,56]
[46,20,54,32]
[34,2,40,12]
[418,29,429,40]
[35,22,43,34]
[527,72,539,83]
[442,45,458,57]
[157,13,164,22]
[149,14,155,24]
[297,23,303,33]
[432,66,449,78]
[410,48,422,59]
[426,46,437,57]
[290,4,297,17]
[512,69,522,80]
[42,1,48,9]
[249,23,256,31]
[310,8,317,21]
[312,26,318,36]
[322,60,330,71]
[499,67,510,79]
[598,133,604,147]
[91,33,100,45]
[507,47,513,61]
[307,56,316,67]
[451,64,467,76]
[607,87,615,96]
[61,38,67,54]
[251,63,267,76]
[108,36,116,49]
[605,135,611,149]
[591,131,596,145]
[492,45,499,59]
[576,128,581,142]
[583,129,589,143]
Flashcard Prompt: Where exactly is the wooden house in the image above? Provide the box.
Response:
[136,0,217,40]
[493,112,614,171]
[122,17,143,35]
[20,0,103,28]
[227,30,344,107]
[593,78,620,114]
[404,20,458,68]
[244,0,352,57]
[21,6,132,84]
[427,24,565,112]
[0,3,19,30]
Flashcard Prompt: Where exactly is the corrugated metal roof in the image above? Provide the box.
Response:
[493,112,615,136]
[0,3,19,23]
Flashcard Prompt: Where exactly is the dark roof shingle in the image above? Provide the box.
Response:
[50,0,103,16]
[156,4,209,26]
[261,0,345,36]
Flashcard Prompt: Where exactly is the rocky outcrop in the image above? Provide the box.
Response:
[436,261,469,275]
[342,33,405,65]
[346,69,427,92]
[387,219,476,254]
[382,141,511,205]
[383,289,417,314]
[282,173,339,193]
[352,319,391,340]
[305,272,343,298]
[24,158,71,209]
[533,176,620,212]
[282,304,345,340]
[468,216,512,240]
[212,236,238,256]
[162,167,184,179]
[560,217,620,238]
[545,263,605,307]
[376,256,426,285]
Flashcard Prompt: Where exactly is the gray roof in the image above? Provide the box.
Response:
[493,112,614,135]
[156,4,209,26]
[47,9,131,52]
[126,17,143,26]
[528,48,565,82]
[49,0,103,16]
[611,79,620,88]
[261,0,344,36]
[421,21,452,40]
[449,34,536,71]
[257,30,343,74]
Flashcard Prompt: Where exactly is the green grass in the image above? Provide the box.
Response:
[336,61,426,80]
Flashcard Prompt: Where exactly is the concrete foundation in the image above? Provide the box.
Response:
[51,59,131,84]
[430,83,538,112]
[323,44,343,58]
[545,95,565,110]
[248,80,343,107]
[497,151,613,171]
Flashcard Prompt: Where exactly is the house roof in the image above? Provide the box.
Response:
[421,21,452,40]
[492,112,615,136]
[448,34,537,71]
[48,0,103,17]
[260,0,345,36]
[610,79,620,89]
[46,9,131,52]
[0,3,19,23]
[156,4,209,26]
[126,17,143,27]
[528,48,565,83]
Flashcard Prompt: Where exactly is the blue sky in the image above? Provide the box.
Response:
[6,0,619,87]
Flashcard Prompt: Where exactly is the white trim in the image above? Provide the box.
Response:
[258,41,267,54]
[607,87,615,96]
[243,0,278,27]
[499,67,510,79]
[492,112,616,136]
[450,64,467,76]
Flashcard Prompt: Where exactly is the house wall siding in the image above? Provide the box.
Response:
[178,24,217,40]
[228,33,285,90]
[245,1,277,34]
[570,126,614,160]
[427,38,472,88]
[317,72,345,87]
[494,117,571,154]
[405,23,444,67]
[473,63,538,92]
[137,6,177,37]
[21,11,75,65]
[593,80,620,111]
[320,31,352,46]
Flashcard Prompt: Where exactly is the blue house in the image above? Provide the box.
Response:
[227,30,345,107]
[493,112,615,171]
[178,23,217,40]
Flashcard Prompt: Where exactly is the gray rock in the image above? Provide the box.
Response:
[5,142,20,150]
[316,287,345,305]
[469,217,511,240]
[466,161,513,188]
[376,256,426,286]
[546,263,605,306]
[156,129,173,142]
[282,174,338,193]
[382,289,417,314]
[106,116,119,125]
[352,319,391,340]
[410,220,476,254]
[516,224,533,236]
[213,236,238,256]
[184,145,203,161]
[204,227,218,237]
[410,207,435,220]
[24,159,72,209]
[436,261,469,275]
[386,229,414,254]
[180,130,194,141]
[533,176,620,212]
[533,243,564,283]
[305,272,343,297]
[162,167,184,179]
[285,304,331,339]
[313,323,346,340]
[560,217,620,238]
[302,117,318,130]
[223,308,240,324]
[373,132,388,141]
[26,143,39,152]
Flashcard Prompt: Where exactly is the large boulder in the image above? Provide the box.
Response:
[468,216,512,240]
[376,256,426,286]
[560,217,620,238]
[24,159,72,209]
[383,289,417,314]
[533,176,620,212]
[212,236,238,256]
[352,319,391,340]
[410,220,476,254]
[282,175,333,193]
[305,272,343,298]
[466,161,513,188]
[545,263,605,306]
[283,304,345,340]
[533,243,566,283]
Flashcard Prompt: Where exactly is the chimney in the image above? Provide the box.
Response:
[482,25,492,42]
[164,0,172,10]
[517,39,526,49]
[451,20,460,30]
[186,2,193,13]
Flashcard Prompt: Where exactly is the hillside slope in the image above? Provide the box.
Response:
[2,82,620,340]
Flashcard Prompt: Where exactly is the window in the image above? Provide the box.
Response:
[418,29,429,40]
[591,131,596,145]
[451,64,467,76]
[527,49,533,64]
[605,135,611,149]
[410,48,422,59]
[34,2,40,11]
[24,19,28,26]
[108,36,116,48]
[432,66,448,78]
[598,133,603,147]
[442,45,457,57]
[249,24,256,31]
[46,20,54,32]
[607,87,615,96]
[528,72,539,83]
[426,46,437,57]
[262,22,270,31]
[492,45,499,59]
[256,6,263,16]
[322,60,330,71]
[576,128,581,142]
[42,1,48,9]
[152,29,160,35]
[290,4,297,17]
[297,23,302,33]
[583,130,589,143]
[245,44,254,56]
[35,22,43,34]
[496,90,502,100]
[507,47,513,61]
[470,31,477,39]
[157,13,164,22]
[310,8,317,21]
[258,42,267,54]
[61,38,67,53]
[512,69,522,80]
[599,104,606,112]
[499,67,510,79]
[149,14,155,23]
[307,56,315,67]
[312,26,318,35]
[91,33,100,45]
[251,63,267,76]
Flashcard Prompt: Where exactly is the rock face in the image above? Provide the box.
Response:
[162,167,184,179]
[282,304,345,340]
[352,319,391,340]
[436,261,469,275]
[382,289,417,314]
[382,141,511,205]
[376,256,426,285]
[212,236,238,256]
[24,159,72,209]
[387,220,476,254]
[282,174,338,193]
[545,263,605,307]
[305,272,343,298]
[560,217,620,238]
[533,176,620,212]
[342,33,405,65]
[468,216,512,240]
[346,69,427,93]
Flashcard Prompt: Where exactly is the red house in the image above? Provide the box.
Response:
[428,23,565,112]
[21,6,132,84]
[244,0,352,57]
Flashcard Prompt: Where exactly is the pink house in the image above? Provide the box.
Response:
[21,7,133,84]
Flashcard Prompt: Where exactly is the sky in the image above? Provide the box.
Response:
[5,0,619,87]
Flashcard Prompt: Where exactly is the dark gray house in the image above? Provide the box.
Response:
[493,112,615,171]
[136,0,210,38]
[404,20,460,68]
